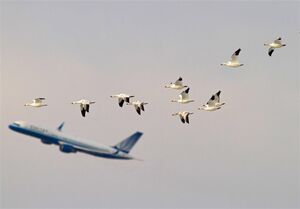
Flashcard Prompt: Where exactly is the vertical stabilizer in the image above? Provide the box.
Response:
[112,132,143,153]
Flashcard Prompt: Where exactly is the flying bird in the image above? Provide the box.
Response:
[264,37,286,56]
[127,101,148,115]
[71,99,95,117]
[111,94,134,107]
[171,88,194,104]
[24,98,47,107]
[165,77,188,90]
[172,111,194,124]
[199,90,225,111]
[221,48,244,67]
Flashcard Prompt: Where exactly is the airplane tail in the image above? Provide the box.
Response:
[112,132,143,153]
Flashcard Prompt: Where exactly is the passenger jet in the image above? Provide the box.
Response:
[9,121,143,160]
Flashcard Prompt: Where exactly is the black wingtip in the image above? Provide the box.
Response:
[235,48,241,55]
[185,88,190,93]
[268,49,274,56]
[178,77,182,81]
[216,90,221,96]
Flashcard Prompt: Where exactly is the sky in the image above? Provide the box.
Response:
[1,1,299,208]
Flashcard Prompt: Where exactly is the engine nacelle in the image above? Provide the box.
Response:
[41,139,53,144]
[59,144,76,153]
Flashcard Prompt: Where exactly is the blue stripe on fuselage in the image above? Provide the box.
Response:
[8,124,60,145]
[8,124,133,160]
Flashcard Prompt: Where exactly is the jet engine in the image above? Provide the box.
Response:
[41,138,53,144]
[59,144,76,153]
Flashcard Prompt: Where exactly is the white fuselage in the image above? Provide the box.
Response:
[8,121,135,159]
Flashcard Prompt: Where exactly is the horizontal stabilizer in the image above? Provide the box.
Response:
[57,122,65,131]
[113,132,143,153]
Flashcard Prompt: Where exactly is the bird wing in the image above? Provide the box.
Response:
[268,47,275,56]
[80,104,86,117]
[33,98,45,103]
[274,37,282,44]
[174,77,183,85]
[140,103,145,111]
[214,91,221,103]
[134,105,141,115]
[179,114,185,123]
[179,88,190,100]
[185,114,190,124]
[81,109,86,117]
[207,94,217,106]
[231,48,241,63]
[86,104,90,112]
[118,98,125,107]
[125,97,130,103]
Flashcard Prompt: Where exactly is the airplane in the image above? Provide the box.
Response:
[8,121,143,160]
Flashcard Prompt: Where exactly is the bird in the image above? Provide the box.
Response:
[221,48,244,67]
[165,77,188,90]
[171,88,194,104]
[198,90,225,111]
[71,99,95,117]
[110,94,134,107]
[172,111,194,124]
[264,37,286,56]
[127,100,148,115]
[24,98,47,107]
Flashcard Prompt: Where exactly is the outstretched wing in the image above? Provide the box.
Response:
[207,94,217,106]
[185,114,190,124]
[214,91,221,103]
[80,104,86,117]
[231,48,241,63]
[134,105,141,115]
[179,88,190,100]
[268,47,275,56]
[174,77,183,85]
[179,114,185,123]
[33,98,45,103]
[118,98,125,107]
[274,37,282,44]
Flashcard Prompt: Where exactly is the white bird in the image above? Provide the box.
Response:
[172,111,194,124]
[110,94,134,107]
[71,99,95,117]
[199,90,225,111]
[165,77,188,90]
[127,101,148,115]
[24,98,47,107]
[171,88,194,104]
[221,48,244,67]
[264,37,286,56]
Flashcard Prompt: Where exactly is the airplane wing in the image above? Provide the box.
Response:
[58,141,112,156]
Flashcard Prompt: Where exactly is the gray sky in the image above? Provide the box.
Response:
[1,1,299,208]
